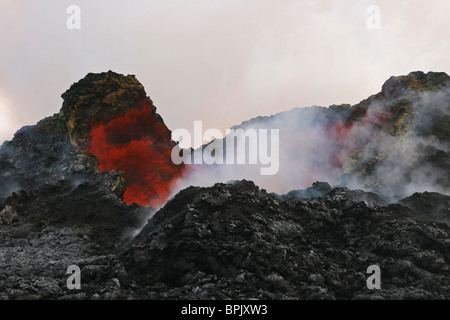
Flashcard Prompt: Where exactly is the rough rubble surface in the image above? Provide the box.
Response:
[122,181,450,299]
[1,180,448,300]
[0,71,449,300]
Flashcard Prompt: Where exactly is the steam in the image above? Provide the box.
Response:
[170,83,450,203]
[0,92,17,144]
[170,106,350,195]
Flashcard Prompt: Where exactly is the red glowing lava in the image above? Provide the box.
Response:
[327,106,394,167]
[86,102,186,207]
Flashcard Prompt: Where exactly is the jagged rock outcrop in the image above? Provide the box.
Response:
[340,72,450,197]
[60,71,165,153]
[0,71,170,247]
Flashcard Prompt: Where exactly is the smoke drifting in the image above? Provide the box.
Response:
[171,106,353,196]
[171,72,450,203]
[2,1,450,149]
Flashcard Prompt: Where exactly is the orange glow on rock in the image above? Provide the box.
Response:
[86,102,186,207]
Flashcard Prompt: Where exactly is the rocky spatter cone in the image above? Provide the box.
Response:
[336,72,450,183]
[0,72,160,247]
[341,72,450,196]
[0,71,160,202]
[344,71,450,134]
[122,180,449,299]
[233,72,450,140]
[232,71,450,199]
[60,71,165,153]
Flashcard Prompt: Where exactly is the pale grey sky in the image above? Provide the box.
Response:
[1,0,449,146]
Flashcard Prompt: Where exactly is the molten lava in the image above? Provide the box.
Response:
[86,102,186,207]
[327,106,393,168]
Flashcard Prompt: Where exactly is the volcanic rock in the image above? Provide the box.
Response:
[122,180,450,299]
[341,71,450,197]
[0,206,16,225]
[399,192,450,226]
[277,181,332,200]
[0,71,174,247]
[60,71,165,152]
[230,71,450,200]
[0,71,449,300]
